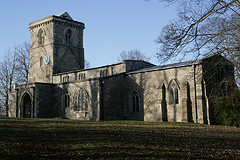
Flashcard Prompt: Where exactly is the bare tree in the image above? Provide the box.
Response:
[0,42,30,116]
[15,42,30,83]
[0,49,17,116]
[117,49,150,62]
[156,0,240,85]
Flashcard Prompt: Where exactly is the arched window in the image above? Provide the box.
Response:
[38,29,44,45]
[75,87,89,112]
[130,91,140,113]
[168,79,179,105]
[64,92,70,108]
[65,29,72,44]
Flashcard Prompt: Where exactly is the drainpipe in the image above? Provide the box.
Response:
[193,64,198,123]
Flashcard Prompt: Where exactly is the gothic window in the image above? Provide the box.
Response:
[38,29,44,45]
[64,92,70,108]
[169,79,179,105]
[130,91,140,113]
[75,87,89,112]
[65,29,72,44]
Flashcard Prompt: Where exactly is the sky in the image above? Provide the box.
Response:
[0,0,177,68]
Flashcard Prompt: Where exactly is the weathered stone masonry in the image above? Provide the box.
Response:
[8,12,235,124]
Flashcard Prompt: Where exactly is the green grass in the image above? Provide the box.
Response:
[0,118,240,159]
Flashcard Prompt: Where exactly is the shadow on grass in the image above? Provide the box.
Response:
[0,118,240,159]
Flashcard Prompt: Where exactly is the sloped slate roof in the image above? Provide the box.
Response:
[55,12,73,20]
[127,60,200,74]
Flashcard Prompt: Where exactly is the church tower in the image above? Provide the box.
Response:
[28,12,85,83]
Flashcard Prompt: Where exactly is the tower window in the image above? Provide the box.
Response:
[65,29,72,44]
[38,29,44,45]
[40,56,43,67]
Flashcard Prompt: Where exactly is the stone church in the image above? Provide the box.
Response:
[8,12,235,124]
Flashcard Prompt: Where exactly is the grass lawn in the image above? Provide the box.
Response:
[0,118,240,159]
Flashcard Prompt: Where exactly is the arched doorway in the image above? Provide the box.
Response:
[22,93,31,118]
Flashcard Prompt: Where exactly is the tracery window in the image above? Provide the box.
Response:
[169,80,179,105]
[38,29,44,45]
[65,29,72,44]
[75,87,89,112]
[130,91,140,113]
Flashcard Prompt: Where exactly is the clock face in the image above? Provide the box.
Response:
[44,55,50,65]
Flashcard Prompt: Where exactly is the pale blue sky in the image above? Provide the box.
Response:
[0,0,177,67]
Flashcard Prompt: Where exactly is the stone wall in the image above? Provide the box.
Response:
[28,45,54,83]
[53,17,85,73]
[52,63,125,84]
[9,84,34,118]
[52,60,155,85]
[8,91,17,118]
[101,74,126,120]
[128,64,201,123]
[34,83,56,118]
[123,76,145,120]
[56,79,101,120]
